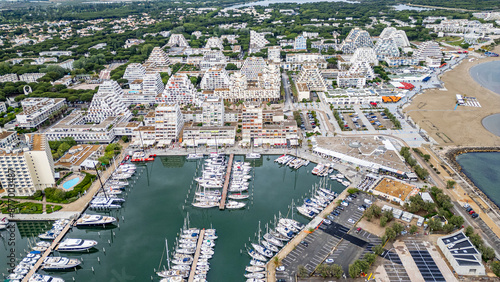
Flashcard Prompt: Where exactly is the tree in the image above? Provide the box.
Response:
[449,215,464,228]
[317,264,332,278]
[372,244,384,255]
[392,222,404,235]
[354,259,369,273]
[348,263,360,278]
[465,226,474,237]
[409,225,418,234]
[443,223,455,233]
[385,227,397,241]
[297,265,309,278]
[364,253,377,264]
[121,135,129,143]
[490,261,500,277]
[380,216,388,227]
[428,218,442,232]
[331,264,343,278]
[272,257,282,268]
[446,180,456,189]
[225,63,238,70]
[480,246,495,262]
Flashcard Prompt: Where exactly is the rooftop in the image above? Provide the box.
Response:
[373,178,418,202]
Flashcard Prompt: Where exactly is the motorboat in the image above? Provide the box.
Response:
[276,226,295,239]
[172,257,193,265]
[38,230,59,240]
[32,241,51,252]
[246,279,265,282]
[7,273,24,280]
[226,201,246,209]
[245,153,261,159]
[42,257,81,270]
[76,214,116,226]
[171,264,191,271]
[186,153,204,160]
[28,274,64,282]
[192,201,219,208]
[176,248,195,255]
[245,265,264,272]
[0,217,9,229]
[270,230,290,241]
[297,206,316,219]
[229,186,248,192]
[57,239,98,252]
[160,276,184,282]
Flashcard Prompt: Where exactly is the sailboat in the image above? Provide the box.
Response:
[157,239,189,279]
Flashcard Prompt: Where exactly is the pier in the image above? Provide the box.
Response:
[187,229,206,282]
[219,154,234,210]
[21,219,75,282]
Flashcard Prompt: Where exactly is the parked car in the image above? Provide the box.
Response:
[358,206,365,211]
[341,201,349,207]
[323,219,332,225]
[469,210,475,215]
[276,266,285,271]
[325,258,334,264]
[348,218,355,224]
[300,241,308,247]
[472,213,479,218]
[463,203,470,209]
[356,227,362,233]
[466,207,473,212]
[351,194,357,198]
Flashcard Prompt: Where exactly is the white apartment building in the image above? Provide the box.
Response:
[205,37,224,50]
[426,56,442,68]
[46,111,123,143]
[337,73,367,88]
[17,98,66,128]
[166,34,189,48]
[0,131,20,151]
[296,64,328,92]
[155,103,184,144]
[159,73,199,105]
[241,104,298,146]
[340,28,374,54]
[241,57,268,80]
[267,46,282,63]
[123,63,147,83]
[350,47,378,66]
[374,38,400,59]
[0,134,55,196]
[182,124,236,147]
[0,74,19,83]
[379,27,410,47]
[294,35,307,50]
[349,61,375,79]
[414,41,442,61]
[200,50,227,71]
[0,102,6,114]
[324,88,382,105]
[200,67,231,90]
[221,34,239,44]
[142,72,165,104]
[39,51,72,57]
[145,47,171,69]
[384,57,419,67]
[86,80,131,123]
[249,30,270,54]
[202,97,225,126]
[283,53,327,70]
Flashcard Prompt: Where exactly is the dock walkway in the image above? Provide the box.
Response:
[187,229,206,282]
[219,154,234,210]
[22,220,75,282]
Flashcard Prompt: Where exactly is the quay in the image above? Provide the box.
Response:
[21,219,76,282]
[187,229,206,282]
[219,154,234,210]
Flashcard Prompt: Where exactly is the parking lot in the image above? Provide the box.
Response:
[340,112,367,131]
[277,192,383,280]
[363,111,395,130]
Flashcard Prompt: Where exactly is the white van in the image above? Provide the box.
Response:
[364,199,372,205]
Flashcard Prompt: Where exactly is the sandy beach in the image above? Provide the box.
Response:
[404,47,500,147]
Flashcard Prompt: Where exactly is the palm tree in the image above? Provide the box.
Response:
[272,256,282,269]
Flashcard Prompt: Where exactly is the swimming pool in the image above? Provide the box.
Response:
[62,177,80,190]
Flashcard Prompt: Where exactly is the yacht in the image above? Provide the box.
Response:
[42,257,81,270]
[192,201,219,208]
[28,274,65,282]
[263,233,283,247]
[244,272,265,279]
[249,259,266,267]
[38,230,59,240]
[172,257,193,265]
[76,214,116,226]
[157,269,189,278]
[160,276,184,282]
[32,241,51,252]
[226,201,246,209]
[186,153,204,160]
[228,193,249,200]
[251,243,274,258]
[297,206,316,219]
[245,152,261,159]
[261,240,279,252]
[247,249,267,262]
[57,239,98,252]
[245,265,265,273]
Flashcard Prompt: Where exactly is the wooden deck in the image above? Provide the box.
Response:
[219,154,234,210]
[21,220,75,282]
[187,229,206,282]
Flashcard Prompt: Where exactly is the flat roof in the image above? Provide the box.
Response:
[373,178,417,202]
[55,144,102,168]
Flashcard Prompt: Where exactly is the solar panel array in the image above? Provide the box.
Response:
[409,250,446,282]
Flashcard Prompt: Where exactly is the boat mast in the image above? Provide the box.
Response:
[166,238,170,270]
[258,221,261,245]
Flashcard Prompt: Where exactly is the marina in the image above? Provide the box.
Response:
[1,155,346,281]
[219,154,234,210]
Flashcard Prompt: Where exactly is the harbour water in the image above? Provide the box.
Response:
[456,152,500,208]
[1,155,345,281]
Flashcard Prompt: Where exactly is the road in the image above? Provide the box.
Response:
[281,71,294,113]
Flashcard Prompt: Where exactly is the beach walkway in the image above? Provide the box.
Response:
[21,220,75,282]
[187,229,206,282]
[219,154,234,210]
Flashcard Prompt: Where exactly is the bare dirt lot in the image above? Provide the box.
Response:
[404,50,500,147]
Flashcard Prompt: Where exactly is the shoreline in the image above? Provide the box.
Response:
[444,147,500,211]
[469,61,500,96]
